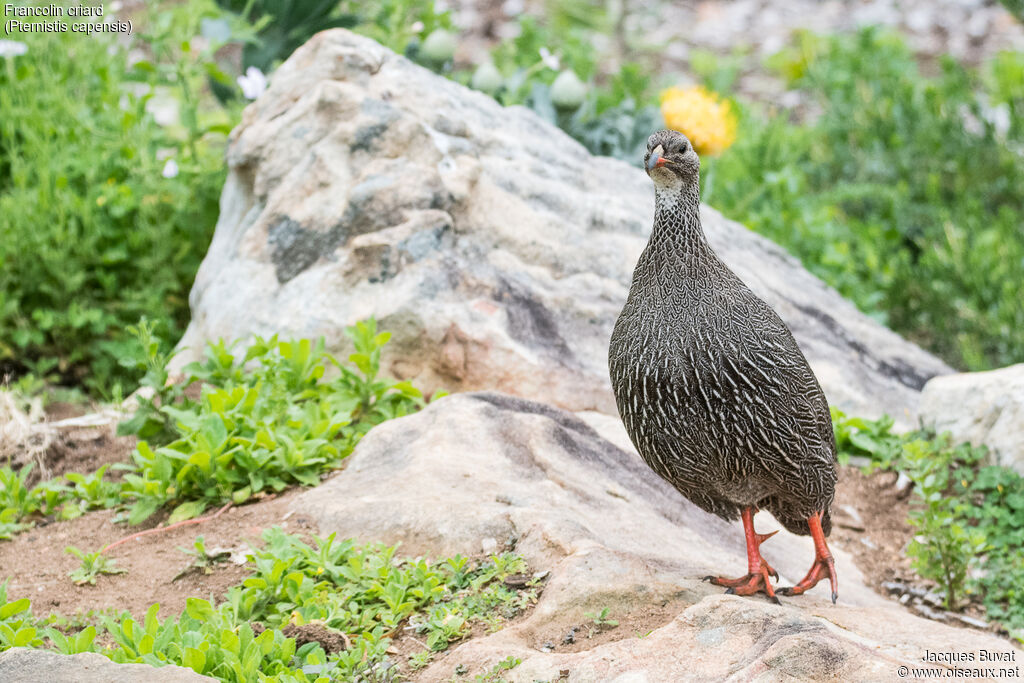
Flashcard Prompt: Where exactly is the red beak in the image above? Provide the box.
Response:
[646,155,670,171]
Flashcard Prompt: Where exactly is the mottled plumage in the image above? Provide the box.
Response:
[609,131,839,598]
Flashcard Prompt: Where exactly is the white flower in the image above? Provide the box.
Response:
[162,159,179,179]
[237,66,267,100]
[410,21,424,33]
[0,40,28,58]
[539,47,559,71]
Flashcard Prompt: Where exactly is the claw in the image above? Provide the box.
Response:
[705,507,782,604]
[776,512,839,603]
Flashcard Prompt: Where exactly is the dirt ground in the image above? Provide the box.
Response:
[0,487,316,619]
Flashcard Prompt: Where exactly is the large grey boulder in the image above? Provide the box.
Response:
[291,393,1014,681]
[175,28,950,423]
[0,648,214,683]
[920,363,1024,474]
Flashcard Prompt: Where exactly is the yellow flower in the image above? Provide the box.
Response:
[659,85,737,156]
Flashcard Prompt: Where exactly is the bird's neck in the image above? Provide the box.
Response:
[649,181,711,261]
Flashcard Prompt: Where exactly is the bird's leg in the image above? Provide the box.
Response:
[703,507,780,603]
[777,511,838,604]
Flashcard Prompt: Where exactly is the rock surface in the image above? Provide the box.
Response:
[175,28,950,425]
[920,363,1024,474]
[291,392,1015,681]
[0,648,214,682]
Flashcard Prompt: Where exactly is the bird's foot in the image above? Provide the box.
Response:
[777,511,839,604]
[776,553,838,604]
[703,562,780,604]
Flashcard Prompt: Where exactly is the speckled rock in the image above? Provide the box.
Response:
[174,28,950,424]
[0,648,214,683]
[290,392,1016,682]
[920,363,1024,474]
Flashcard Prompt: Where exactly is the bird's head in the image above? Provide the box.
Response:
[644,130,699,190]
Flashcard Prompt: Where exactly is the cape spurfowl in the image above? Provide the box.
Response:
[608,130,839,603]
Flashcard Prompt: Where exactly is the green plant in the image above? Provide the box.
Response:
[0,465,40,526]
[583,606,618,628]
[0,581,42,649]
[408,648,433,670]
[900,439,988,611]
[830,408,902,468]
[832,410,1024,629]
[174,536,232,581]
[473,655,522,683]
[0,1,250,397]
[118,321,432,525]
[1,528,544,681]
[65,546,129,586]
[116,318,186,443]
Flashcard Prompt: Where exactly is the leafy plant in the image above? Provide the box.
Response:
[118,320,432,525]
[0,581,42,649]
[583,606,618,629]
[1,529,544,681]
[833,410,1024,629]
[65,546,129,586]
[474,655,522,683]
[830,408,901,468]
[0,1,247,397]
[173,536,232,581]
[900,439,988,611]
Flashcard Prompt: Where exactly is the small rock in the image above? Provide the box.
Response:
[912,603,948,621]
[954,614,990,629]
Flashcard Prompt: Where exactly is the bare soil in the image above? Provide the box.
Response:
[831,464,916,589]
[0,488,316,619]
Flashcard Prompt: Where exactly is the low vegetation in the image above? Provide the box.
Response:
[1,529,542,681]
[834,409,1024,637]
[0,320,432,537]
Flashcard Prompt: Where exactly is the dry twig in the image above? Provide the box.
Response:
[102,501,233,554]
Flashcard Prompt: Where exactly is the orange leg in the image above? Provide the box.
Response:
[703,507,780,604]
[777,511,838,604]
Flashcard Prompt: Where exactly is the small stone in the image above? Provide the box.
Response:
[954,614,990,629]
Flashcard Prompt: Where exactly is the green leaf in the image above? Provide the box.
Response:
[0,598,30,619]
[168,500,207,524]
[185,598,215,622]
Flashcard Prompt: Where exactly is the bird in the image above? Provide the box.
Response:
[608,129,839,604]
